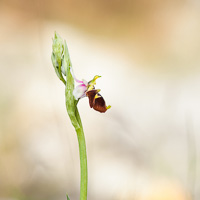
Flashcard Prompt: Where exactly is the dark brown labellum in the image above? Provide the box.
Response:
[86,90,107,113]
[86,89,98,108]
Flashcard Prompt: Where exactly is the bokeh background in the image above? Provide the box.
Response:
[0,0,200,199]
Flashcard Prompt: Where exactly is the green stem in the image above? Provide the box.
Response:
[76,127,88,200]
[75,108,88,200]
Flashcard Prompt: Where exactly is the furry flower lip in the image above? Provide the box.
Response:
[71,69,111,113]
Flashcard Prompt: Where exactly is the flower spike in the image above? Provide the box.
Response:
[51,32,110,113]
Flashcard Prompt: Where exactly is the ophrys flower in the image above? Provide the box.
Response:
[71,69,111,113]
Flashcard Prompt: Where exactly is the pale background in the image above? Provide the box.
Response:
[0,0,200,200]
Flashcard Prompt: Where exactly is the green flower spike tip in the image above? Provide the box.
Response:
[51,32,66,84]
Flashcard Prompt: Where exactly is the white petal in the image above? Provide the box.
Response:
[73,85,87,100]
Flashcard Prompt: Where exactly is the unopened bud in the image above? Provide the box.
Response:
[52,32,64,67]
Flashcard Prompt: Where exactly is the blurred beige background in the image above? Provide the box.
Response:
[0,0,200,200]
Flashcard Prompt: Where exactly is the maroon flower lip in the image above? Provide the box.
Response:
[86,89,110,113]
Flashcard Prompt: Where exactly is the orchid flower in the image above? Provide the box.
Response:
[71,68,111,113]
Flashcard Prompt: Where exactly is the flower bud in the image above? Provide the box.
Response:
[52,32,64,67]
[51,32,66,81]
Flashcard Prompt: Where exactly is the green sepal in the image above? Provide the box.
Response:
[66,194,70,200]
